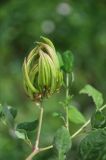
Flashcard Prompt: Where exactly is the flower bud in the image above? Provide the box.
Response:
[61,50,74,73]
[23,36,63,101]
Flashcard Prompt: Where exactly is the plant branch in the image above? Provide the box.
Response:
[35,104,44,149]
[26,148,40,160]
[71,119,90,139]
[25,145,53,160]
[40,145,53,152]
[25,102,44,160]
[71,104,106,139]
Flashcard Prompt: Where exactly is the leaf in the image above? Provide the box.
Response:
[0,105,17,127]
[61,50,74,73]
[80,84,103,109]
[68,106,86,124]
[52,112,60,117]
[52,112,65,123]
[78,128,106,160]
[7,106,17,119]
[91,110,106,129]
[59,95,73,107]
[15,130,26,140]
[17,119,38,132]
[54,126,72,160]
[15,129,32,147]
[3,106,16,127]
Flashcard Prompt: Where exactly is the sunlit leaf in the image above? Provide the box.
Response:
[15,130,26,140]
[68,106,86,124]
[15,129,32,147]
[80,84,103,109]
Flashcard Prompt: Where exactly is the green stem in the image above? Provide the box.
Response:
[35,104,44,149]
[71,119,90,139]
[26,102,44,160]
[25,145,53,160]
[65,73,69,130]
[40,145,53,152]
[71,104,106,139]
[26,148,39,160]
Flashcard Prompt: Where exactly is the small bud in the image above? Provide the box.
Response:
[23,37,63,101]
[61,50,74,73]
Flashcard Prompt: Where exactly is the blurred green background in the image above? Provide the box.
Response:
[0,0,106,159]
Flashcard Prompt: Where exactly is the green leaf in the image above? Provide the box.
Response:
[15,130,26,140]
[61,50,74,73]
[54,126,72,160]
[3,106,16,127]
[80,84,103,109]
[17,119,38,132]
[7,106,17,119]
[52,112,65,123]
[59,95,73,107]
[15,129,32,147]
[0,105,17,127]
[68,106,86,124]
[79,128,106,160]
[52,112,60,117]
[91,110,106,129]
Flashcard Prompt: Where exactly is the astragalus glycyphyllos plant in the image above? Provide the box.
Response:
[0,37,106,160]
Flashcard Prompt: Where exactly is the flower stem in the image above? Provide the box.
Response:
[65,73,69,130]
[25,102,44,160]
[71,104,106,139]
[35,104,44,149]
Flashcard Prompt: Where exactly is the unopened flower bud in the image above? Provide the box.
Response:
[23,36,63,101]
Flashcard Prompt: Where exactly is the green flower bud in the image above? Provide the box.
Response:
[61,50,74,73]
[23,36,63,101]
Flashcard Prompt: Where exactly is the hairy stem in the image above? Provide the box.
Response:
[65,73,69,130]
[71,104,106,139]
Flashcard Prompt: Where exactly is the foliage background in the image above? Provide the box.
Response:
[0,0,106,159]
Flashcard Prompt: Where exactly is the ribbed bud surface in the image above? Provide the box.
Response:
[23,37,63,101]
